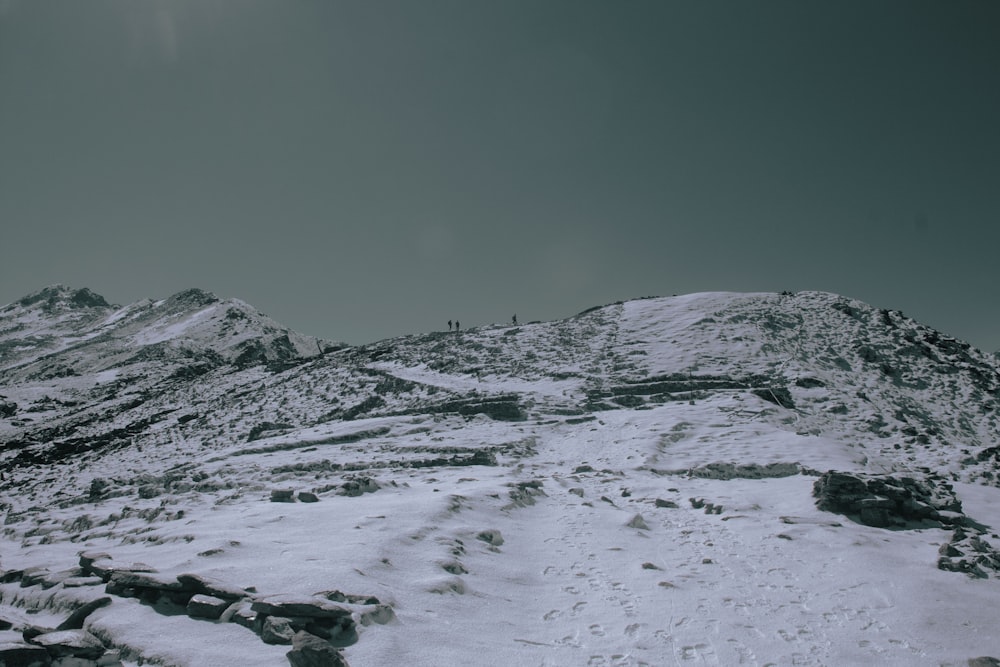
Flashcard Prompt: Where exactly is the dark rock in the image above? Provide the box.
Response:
[187,594,230,620]
[261,616,296,645]
[29,629,106,659]
[969,658,1000,667]
[0,640,51,666]
[654,498,679,508]
[251,595,353,620]
[298,492,320,503]
[0,568,25,584]
[19,567,50,588]
[57,597,111,631]
[176,573,249,601]
[476,529,504,546]
[89,559,156,582]
[286,631,350,667]
[270,489,296,503]
[106,572,183,596]
[813,471,963,529]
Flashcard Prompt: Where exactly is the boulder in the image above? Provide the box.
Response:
[28,630,106,660]
[176,573,249,601]
[88,559,156,582]
[57,597,111,631]
[270,489,295,503]
[286,631,350,667]
[0,641,51,667]
[298,492,320,503]
[260,616,296,645]
[251,595,352,620]
[814,471,963,528]
[187,594,230,620]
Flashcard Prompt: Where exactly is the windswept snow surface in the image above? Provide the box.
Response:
[2,290,1000,666]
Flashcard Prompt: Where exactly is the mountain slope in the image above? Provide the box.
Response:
[1,288,999,666]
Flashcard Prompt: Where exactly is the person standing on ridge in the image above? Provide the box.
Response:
[512,314,517,325]
[455,320,460,331]
[448,320,452,331]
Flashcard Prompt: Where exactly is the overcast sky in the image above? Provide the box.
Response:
[1,1,998,351]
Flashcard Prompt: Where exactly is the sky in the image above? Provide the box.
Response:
[1,1,998,351]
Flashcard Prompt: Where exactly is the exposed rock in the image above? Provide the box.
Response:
[260,616,296,645]
[187,594,230,620]
[627,514,650,530]
[88,559,156,582]
[0,640,51,666]
[286,631,350,667]
[29,630,106,660]
[106,572,183,596]
[20,567,51,588]
[175,573,250,601]
[56,597,111,631]
[813,471,962,528]
[969,658,1000,667]
[476,529,504,546]
[298,492,320,503]
[654,498,679,508]
[270,489,296,503]
[251,595,353,620]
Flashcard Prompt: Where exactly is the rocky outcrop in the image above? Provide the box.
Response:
[0,552,389,666]
[813,471,962,528]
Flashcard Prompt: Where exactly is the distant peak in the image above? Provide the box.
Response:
[166,288,220,308]
[17,285,111,310]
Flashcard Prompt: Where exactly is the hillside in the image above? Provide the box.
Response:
[1,288,999,666]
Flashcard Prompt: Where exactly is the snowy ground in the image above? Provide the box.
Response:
[2,290,1000,665]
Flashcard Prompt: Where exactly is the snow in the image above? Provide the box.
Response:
[2,289,1000,666]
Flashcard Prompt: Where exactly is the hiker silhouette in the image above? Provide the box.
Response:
[512,314,517,325]
[448,320,452,331]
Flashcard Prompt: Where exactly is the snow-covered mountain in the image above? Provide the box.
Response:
[1,288,999,666]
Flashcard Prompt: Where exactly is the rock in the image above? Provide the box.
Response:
[57,598,111,631]
[20,567,50,588]
[969,658,1000,667]
[476,529,504,546]
[261,616,296,645]
[357,604,396,626]
[298,492,320,503]
[814,471,964,529]
[654,498,679,508]
[286,631,350,667]
[251,595,353,620]
[0,641,51,666]
[88,559,156,582]
[858,498,893,528]
[231,603,258,630]
[176,573,249,601]
[568,488,584,497]
[62,577,104,588]
[270,489,295,503]
[187,594,230,620]
[40,569,83,589]
[29,630,106,660]
[106,571,183,595]
[0,568,25,584]
[626,514,649,530]
[78,552,111,572]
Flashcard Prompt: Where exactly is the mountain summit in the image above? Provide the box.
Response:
[1,290,999,665]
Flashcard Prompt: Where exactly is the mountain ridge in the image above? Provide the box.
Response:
[2,286,1000,666]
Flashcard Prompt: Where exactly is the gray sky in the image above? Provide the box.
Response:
[2,1,998,351]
